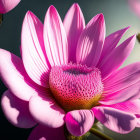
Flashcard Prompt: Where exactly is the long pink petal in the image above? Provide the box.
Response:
[1,90,36,128]
[100,81,140,105]
[92,106,137,134]
[29,95,65,128]
[103,62,140,93]
[129,0,140,18]
[98,26,130,64]
[28,125,66,140]
[0,0,20,13]
[76,13,105,67]
[98,35,136,79]
[0,49,46,101]
[63,3,85,63]
[21,11,50,88]
[44,5,68,66]
[65,110,94,136]
[102,100,140,114]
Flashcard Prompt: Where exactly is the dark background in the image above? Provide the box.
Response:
[0,0,140,139]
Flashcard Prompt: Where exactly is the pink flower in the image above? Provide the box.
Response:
[0,0,20,14]
[0,3,140,140]
[129,0,140,18]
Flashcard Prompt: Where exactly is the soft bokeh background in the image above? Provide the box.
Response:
[0,0,140,139]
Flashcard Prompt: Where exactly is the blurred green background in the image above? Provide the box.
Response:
[0,0,140,139]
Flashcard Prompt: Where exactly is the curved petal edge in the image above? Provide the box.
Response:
[1,90,37,128]
[92,106,137,134]
[65,109,94,136]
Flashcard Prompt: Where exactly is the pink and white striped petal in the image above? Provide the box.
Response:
[21,11,50,87]
[29,95,65,128]
[92,106,137,134]
[44,5,68,67]
[102,100,140,114]
[0,0,20,13]
[28,125,66,140]
[100,81,140,105]
[1,90,36,128]
[98,35,136,79]
[103,62,140,93]
[63,3,85,63]
[76,13,105,67]
[0,49,46,101]
[65,110,94,136]
[98,26,130,64]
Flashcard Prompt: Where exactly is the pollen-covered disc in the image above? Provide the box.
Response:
[49,64,103,111]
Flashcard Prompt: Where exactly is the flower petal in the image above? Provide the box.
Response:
[76,13,105,67]
[63,3,85,63]
[28,125,66,140]
[136,115,140,127]
[98,26,130,64]
[129,0,140,18]
[0,49,46,101]
[44,5,68,66]
[1,90,36,128]
[92,106,137,134]
[29,95,65,128]
[100,81,140,105]
[21,11,50,87]
[103,62,140,93]
[65,110,94,136]
[102,100,140,114]
[98,35,136,79]
[0,0,20,13]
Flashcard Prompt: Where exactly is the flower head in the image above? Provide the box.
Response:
[0,0,20,14]
[0,3,140,140]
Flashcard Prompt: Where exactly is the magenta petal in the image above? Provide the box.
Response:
[98,26,130,64]
[136,115,140,127]
[102,100,140,114]
[29,95,65,128]
[63,3,85,63]
[76,13,105,67]
[1,90,36,128]
[28,125,66,140]
[100,81,140,105]
[0,49,46,101]
[129,0,140,18]
[92,106,137,134]
[103,62,140,93]
[0,0,20,13]
[99,35,136,79]
[65,110,94,136]
[21,11,50,87]
[44,5,68,67]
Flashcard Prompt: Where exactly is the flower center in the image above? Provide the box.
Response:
[49,64,103,111]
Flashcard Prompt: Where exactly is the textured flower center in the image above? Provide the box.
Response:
[49,64,103,111]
